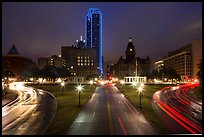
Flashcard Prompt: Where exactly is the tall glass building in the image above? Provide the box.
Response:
[85,8,103,77]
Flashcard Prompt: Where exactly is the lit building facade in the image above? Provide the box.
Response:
[110,37,151,79]
[38,55,65,69]
[85,8,103,77]
[155,39,202,81]
[48,55,66,68]
[2,45,36,80]
[61,45,98,80]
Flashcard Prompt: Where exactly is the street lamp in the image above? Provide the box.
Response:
[76,85,84,107]
[39,78,43,88]
[154,79,157,89]
[61,81,65,95]
[132,81,137,88]
[138,86,143,108]
[89,80,94,92]
[120,80,125,92]
[140,83,144,88]
[30,78,34,85]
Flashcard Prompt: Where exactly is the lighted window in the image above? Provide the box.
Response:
[88,63,90,65]
[78,63,80,66]
[84,60,87,62]
[88,60,90,62]
[71,66,73,69]
[130,49,132,51]
[91,63,93,66]
[81,63,83,66]
[85,63,87,66]
[78,56,80,59]
[78,60,80,62]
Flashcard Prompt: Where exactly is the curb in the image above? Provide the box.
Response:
[124,95,162,135]
[32,87,58,135]
[2,90,19,107]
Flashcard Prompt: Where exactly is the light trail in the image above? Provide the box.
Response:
[117,116,127,135]
[153,83,202,134]
[2,82,39,133]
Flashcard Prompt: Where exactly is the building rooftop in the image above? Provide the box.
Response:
[7,45,19,55]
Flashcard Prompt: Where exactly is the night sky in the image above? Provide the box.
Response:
[2,2,202,65]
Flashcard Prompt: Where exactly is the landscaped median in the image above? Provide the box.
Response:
[30,84,96,135]
[116,83,175,134]
[31,83,175,134]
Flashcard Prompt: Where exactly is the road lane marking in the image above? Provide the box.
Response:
[106,89,114,135]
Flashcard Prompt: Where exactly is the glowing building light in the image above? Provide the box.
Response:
[85,8,103,77]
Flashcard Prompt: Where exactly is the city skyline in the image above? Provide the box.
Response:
[2,2,202,64]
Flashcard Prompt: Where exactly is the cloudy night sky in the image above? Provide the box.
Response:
[2,2,202,65]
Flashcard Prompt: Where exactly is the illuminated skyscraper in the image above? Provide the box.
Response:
[85,8,103,77]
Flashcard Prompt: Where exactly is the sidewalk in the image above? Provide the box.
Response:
[2,87,18,107]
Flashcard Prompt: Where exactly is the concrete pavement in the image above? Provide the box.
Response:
[2,87,18,107]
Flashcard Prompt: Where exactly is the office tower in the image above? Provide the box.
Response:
[155,39,202,82]
[85,8,103,77]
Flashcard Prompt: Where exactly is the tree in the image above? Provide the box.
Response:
[2,69,15,79]
[196,59,202,87]
[55,67,70,78]
[149,66,180,83]
[42,65,57,82]
[166,67,181,83]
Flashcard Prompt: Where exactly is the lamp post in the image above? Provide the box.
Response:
[61,81,65,95]
[120,80,125,92]
[154,79,157,90]
[76,85,84,107]
[140,83,144,88]
[39,78,43,88]
[30,78,34,85]
[89,80,93,92]
[138,86,143,108]
[132,81,137,88]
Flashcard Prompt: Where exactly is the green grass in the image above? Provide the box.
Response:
[117,83,175,134]
[30,83,178,134]
[31,84,96,135]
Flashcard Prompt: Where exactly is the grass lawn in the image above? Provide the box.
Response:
[31,84,96,135]
[116,83,175,134]
[30,83,177,134]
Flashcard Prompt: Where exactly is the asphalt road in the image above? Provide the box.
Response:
[152,83,202,134]
[2,83,57,135]
[67,84,159,135]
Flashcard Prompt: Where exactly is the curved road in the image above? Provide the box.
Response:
[67,84,159,135]
[152,82,202,134]
[2,82,57,135]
